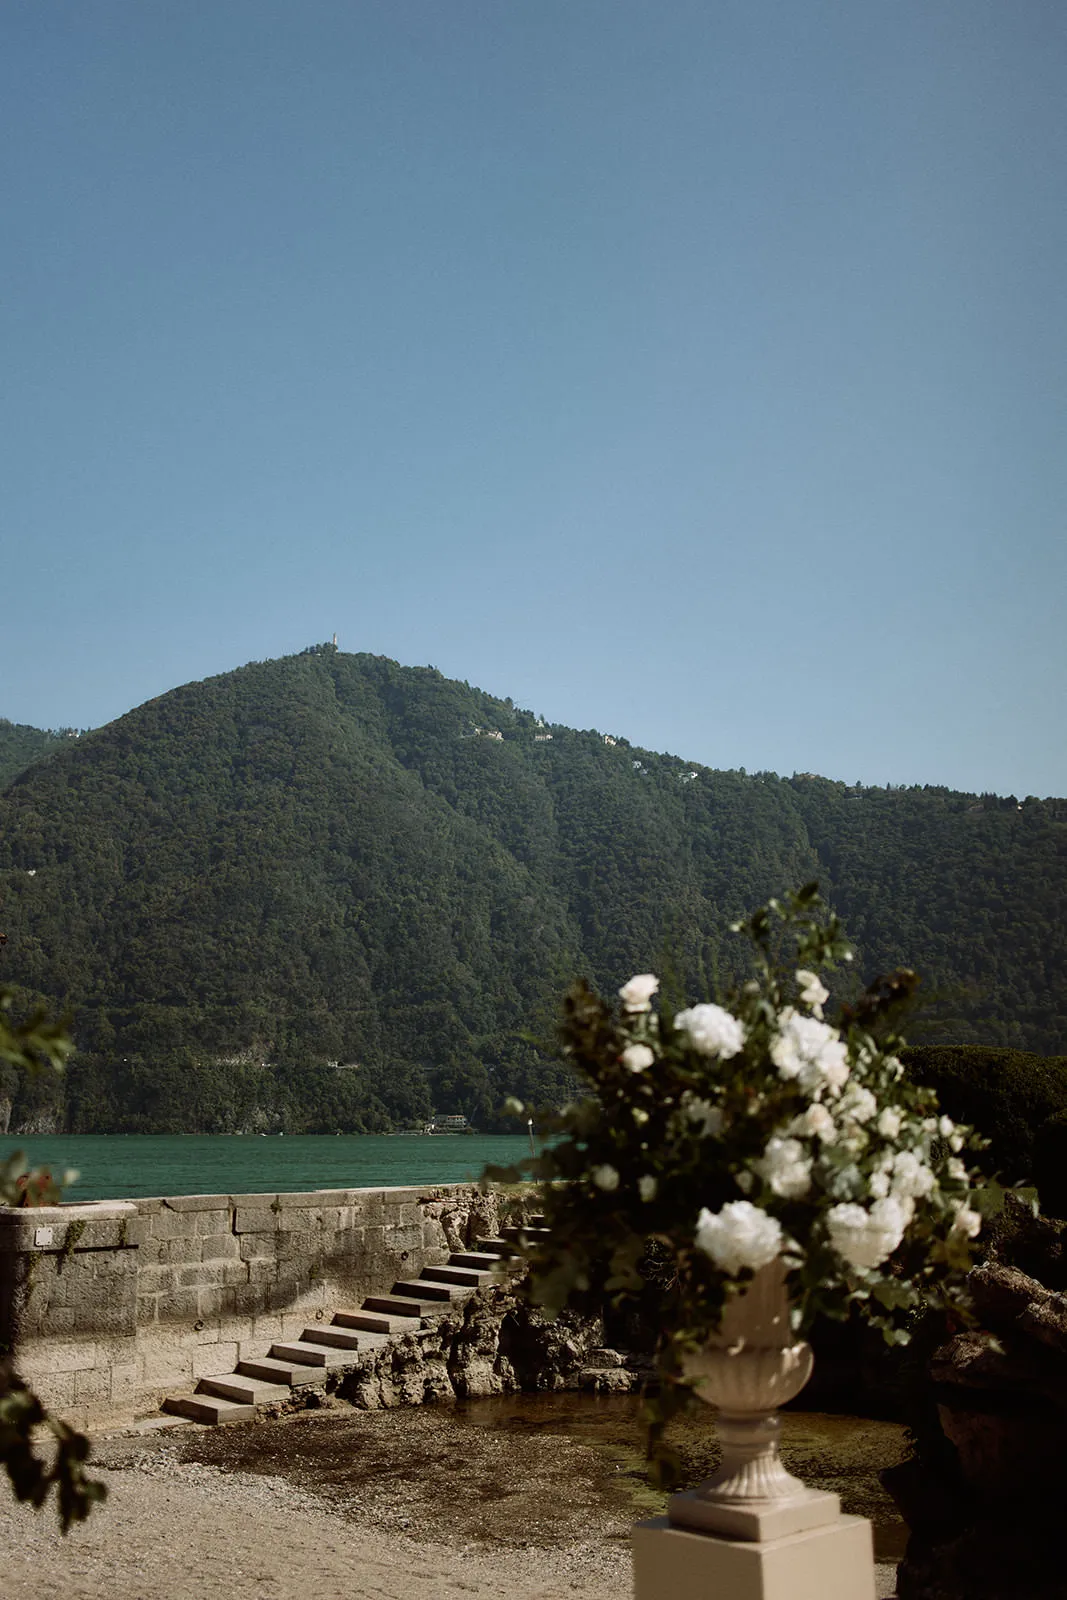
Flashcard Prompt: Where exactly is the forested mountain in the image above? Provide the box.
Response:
[1,645,1064,1134]
[0,718,71,788]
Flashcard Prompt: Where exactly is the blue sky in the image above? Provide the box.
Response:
[3,1,1065,797]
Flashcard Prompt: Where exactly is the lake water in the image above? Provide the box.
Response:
[1,1133,534,1201]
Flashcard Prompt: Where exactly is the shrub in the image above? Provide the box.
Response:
[901,1045,1067,1188]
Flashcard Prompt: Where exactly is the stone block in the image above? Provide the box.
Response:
[386,1223,424,1254]
[17,1339,99,1376]
[277,1208,325,1232]
[229,1192,279,1209]
[156,1287,200,1323]
[110,1362,139,1402]
[248,1313,285,1345]
[157,1236,203,1265]
[632,1515,875,1600]
[238,1233,277,1263]
[44,1306,76,1336]
[139,1346,193,1388]
[311,1189,352,1207]
[235,1208,280,1235]
[137,1293,161,1323]
[275,1229,325,1260]
[193,1341,239,1380]
[138,1264,181,1295]
[232,1283,269,1316]
[143,1207,194,1240]
[276,1191,332,1210]
[194,1208,235,1236]
[247,1259,280,1285]
[164,1193,232,1213]
[74,1367,113,1405]
[73,1301,137,1339]
[198,1231,241,1258]
[178,1264,214,1289]
[31,1371,77,1411]
[90,1248,138,1278]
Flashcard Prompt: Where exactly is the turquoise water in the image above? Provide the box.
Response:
[0,1133,535,1201]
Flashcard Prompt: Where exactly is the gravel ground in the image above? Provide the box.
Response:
[0,1401,900,1599]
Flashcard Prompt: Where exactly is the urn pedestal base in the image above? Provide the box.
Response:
[668,1481,840,1542]
[633,1513,876,1600]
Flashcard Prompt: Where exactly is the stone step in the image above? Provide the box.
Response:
[448,1250,505,1271]
[501,1223,551,1241]
[332,1308,421,1335]
[270,1340,355,1368]
[236,1355,325,1386]
[421,1264,493,1287]
[391,1277,467,1302]
[196,1374,291,1406]
[163,1393,255,1425]
[530,1214,547,1228]
[476,1237,519,1257]
[363,1293,447,1318]
[302,1325,390,1352]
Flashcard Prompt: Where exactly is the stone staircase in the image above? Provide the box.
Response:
[161,1224,542,1426]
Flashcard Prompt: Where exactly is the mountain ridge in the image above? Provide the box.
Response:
[1,645,1064,1133]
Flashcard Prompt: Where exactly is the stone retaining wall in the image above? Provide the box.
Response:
[0,1183,499,1429]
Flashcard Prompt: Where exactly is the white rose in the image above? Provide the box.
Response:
[868,1170,890,1199]
[947,1157,967,1181]
[591,1164,620,1191]
[694,1201,783,1276]
[771,1009,850,1095]
[891,1150,936,1200]
[638,1175,658,1203]
[951,1203,982,1239]
[619,973,659,1013]
[949,1132,964,1152]
[826,1196,909,1270]
[753,1136,812,1199]
[621,1043,655,1073]
[791,1103,838,1143]
[681,1094,725,1137]
[840,1085,877,1124]
[877,1107,903,1140]
[674,1003,746,1060]
[632,1107,650,1126]
[922,1118,938,1134]
[939,1116,956,1138]
[796,969,830,1018]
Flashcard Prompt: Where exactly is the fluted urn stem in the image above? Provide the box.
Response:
[668,1258,840,1541]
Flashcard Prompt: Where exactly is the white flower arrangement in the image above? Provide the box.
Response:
[500,885,991,1366]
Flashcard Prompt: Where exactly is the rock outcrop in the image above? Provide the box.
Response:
[888,1210,1067,1600]
[336,1278,612,1409]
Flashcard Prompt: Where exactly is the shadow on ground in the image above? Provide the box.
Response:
[100,1395,909,1562]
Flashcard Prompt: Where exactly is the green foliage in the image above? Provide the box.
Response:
[0,987,105,1529]
[491,889,990,1481]
[1,648,1065,1132]
[0,1371,107,1532]
[0,719,71,790]
[901,1045,1067,1188]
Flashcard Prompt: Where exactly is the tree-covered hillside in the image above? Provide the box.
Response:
[0,719,72,788]
[1,646,1064,1133]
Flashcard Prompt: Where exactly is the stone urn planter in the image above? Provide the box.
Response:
[668,1258,840,1541]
